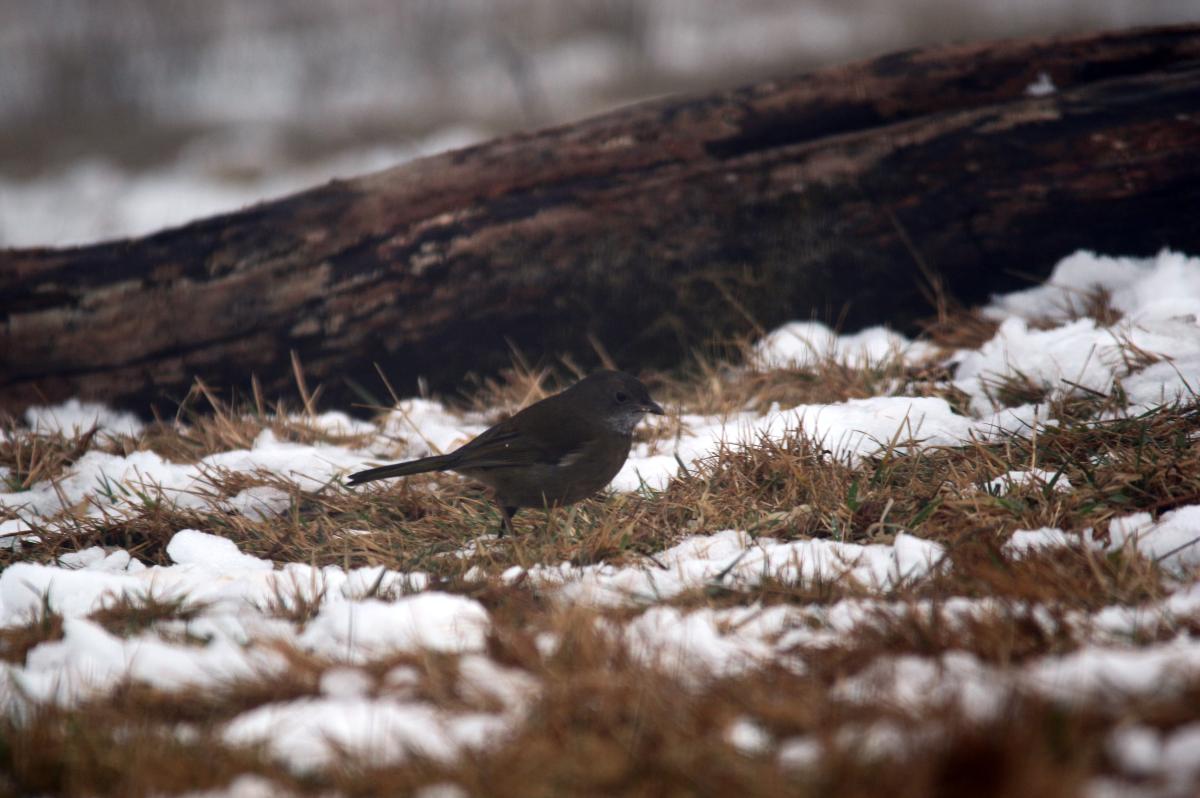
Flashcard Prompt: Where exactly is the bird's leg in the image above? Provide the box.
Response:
[497,505,518,537]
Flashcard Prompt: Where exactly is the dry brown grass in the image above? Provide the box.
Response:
[124,381,379,464]
[1027,287,1125,331]
[0,704,282,798]
[0,597,63,665]
[6,379,1196,598]
[3,596,1192,798]
[0,420,100,493]
[2,316,1199,795]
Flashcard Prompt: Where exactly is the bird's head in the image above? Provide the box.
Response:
[570,370,665,434]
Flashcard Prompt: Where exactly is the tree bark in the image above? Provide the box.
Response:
[3,25,1200,417]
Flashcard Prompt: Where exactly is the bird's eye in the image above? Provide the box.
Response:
[615,391,629,403]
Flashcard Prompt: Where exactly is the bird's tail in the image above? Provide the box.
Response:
[346,453,457,485]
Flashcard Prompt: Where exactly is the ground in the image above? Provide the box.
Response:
[2,249,1200,797]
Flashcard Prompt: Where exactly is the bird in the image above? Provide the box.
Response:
[346,370,665,534]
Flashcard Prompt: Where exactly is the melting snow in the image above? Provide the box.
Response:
[4,248,1200,775]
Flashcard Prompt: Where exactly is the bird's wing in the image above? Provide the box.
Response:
[449,399,595,470]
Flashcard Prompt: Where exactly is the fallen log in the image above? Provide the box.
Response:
[3,24,1199,416]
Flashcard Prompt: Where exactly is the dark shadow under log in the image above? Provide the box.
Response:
[3,24,1200,416]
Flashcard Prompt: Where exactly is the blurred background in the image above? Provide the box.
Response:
[2,0,1195,248]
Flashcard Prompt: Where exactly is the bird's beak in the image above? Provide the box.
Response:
[643,401,666,416]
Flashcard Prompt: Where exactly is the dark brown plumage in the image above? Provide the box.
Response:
[347,370,665,533]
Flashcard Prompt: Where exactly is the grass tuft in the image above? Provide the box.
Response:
[2,309,1199,794]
